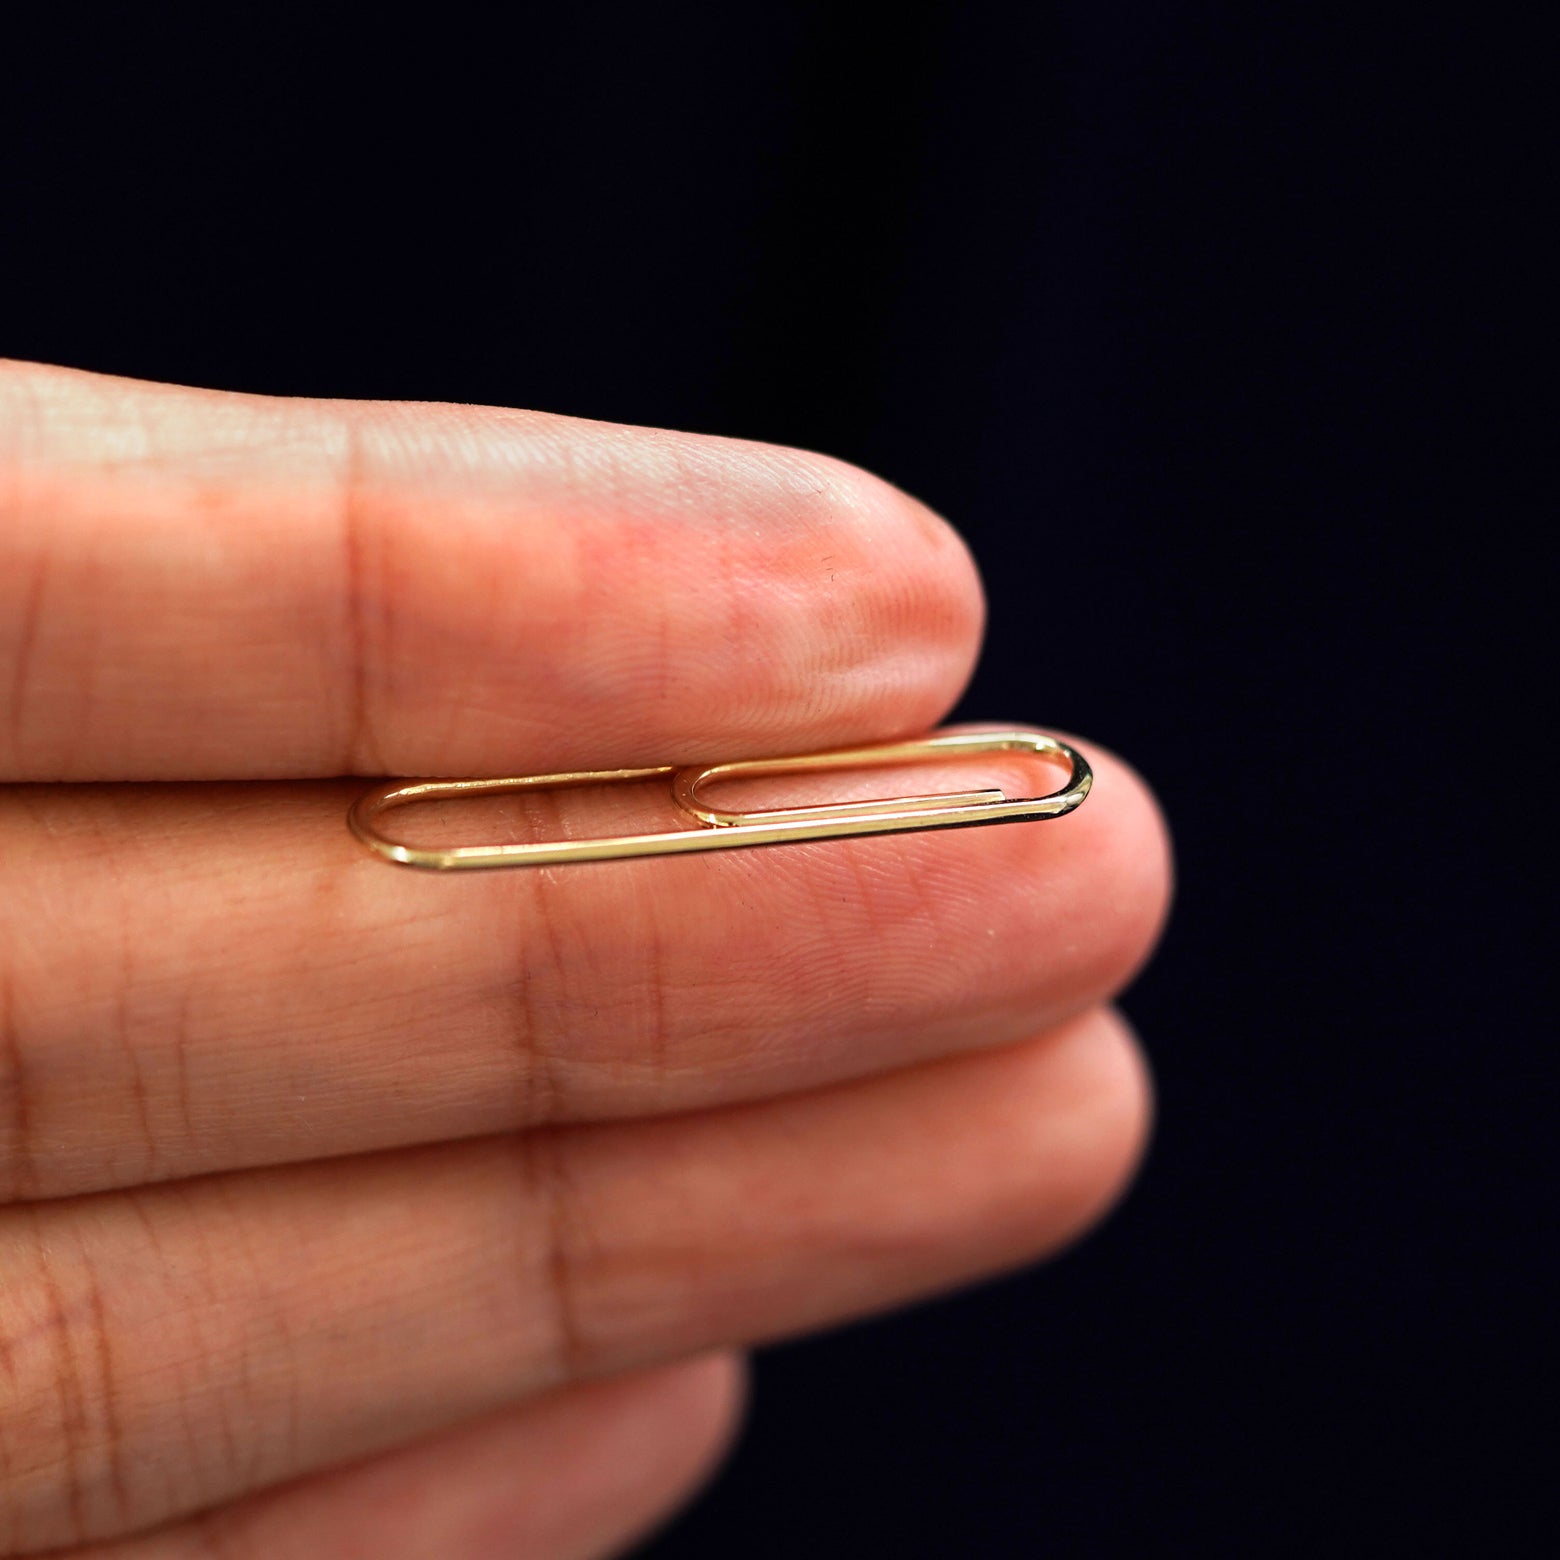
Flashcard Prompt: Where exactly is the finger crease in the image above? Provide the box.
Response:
[337,417,383,776]
[28,1215,93,1543]
[513,874,567,1129]
[5,550,49,771]
[0,972,35,1202]
[190,1504,250,1560]
[83,1267,131,1525]
[521,1128,590,1386]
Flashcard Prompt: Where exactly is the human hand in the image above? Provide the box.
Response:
[0,361,1170,1557]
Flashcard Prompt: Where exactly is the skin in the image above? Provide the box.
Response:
[0,360,1172,1557]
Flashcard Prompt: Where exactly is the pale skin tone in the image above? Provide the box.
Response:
[0,360,1171,1558]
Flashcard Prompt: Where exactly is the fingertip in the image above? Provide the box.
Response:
[640,1349,751,1486]
[967,1006,1155,1264]
[800,448,987,659]
[1040,736,1175,1008]
[730,442,989,748]
[1056,1005,1156,1240]
[526,1352,748,1560]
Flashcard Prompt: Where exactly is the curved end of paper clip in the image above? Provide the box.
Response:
[347,782,446,870]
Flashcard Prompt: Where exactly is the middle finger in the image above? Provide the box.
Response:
[0,741,1168,1200]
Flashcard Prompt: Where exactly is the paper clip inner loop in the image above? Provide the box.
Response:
[347,728,1091,872]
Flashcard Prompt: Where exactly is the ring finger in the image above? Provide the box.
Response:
[0,1005,1148,1552]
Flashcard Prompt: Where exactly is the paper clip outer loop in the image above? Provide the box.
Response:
[347,729,1092,872]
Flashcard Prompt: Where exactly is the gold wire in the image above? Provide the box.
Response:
[347,728,1091,871]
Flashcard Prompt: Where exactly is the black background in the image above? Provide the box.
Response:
[1,5,1548,1555]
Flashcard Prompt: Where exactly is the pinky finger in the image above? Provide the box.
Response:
[64,1354,745,1560]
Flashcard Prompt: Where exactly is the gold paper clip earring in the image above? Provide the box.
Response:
[347,728,1091,871]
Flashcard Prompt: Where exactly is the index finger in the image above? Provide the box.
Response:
[0,361,983,781]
